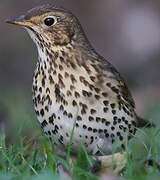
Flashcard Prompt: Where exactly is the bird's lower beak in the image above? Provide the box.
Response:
[5,15,36,27]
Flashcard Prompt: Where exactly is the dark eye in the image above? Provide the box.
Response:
[44,17,55,26]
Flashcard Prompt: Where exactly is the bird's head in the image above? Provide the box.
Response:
[6,4,83,47]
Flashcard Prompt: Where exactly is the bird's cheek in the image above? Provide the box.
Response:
[54,31,71,46]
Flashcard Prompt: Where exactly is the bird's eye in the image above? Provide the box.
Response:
[44,17,55,26]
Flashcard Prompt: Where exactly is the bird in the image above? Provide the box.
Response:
[6,4,150,155]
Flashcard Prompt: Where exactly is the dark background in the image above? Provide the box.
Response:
[1,0,160,139]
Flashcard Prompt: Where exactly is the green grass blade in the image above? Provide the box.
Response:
[66,109,78,164]
[80,141,92,167]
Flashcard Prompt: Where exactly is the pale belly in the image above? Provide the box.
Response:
[32,61,137,155]
[33,87,136,155]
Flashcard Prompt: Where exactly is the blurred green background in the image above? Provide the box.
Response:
[1,0,160,140]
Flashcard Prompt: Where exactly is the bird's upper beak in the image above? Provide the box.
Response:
[5,15,36,27]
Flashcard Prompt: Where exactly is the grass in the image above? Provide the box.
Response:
[0,130,98,180]
[0,90,160,179]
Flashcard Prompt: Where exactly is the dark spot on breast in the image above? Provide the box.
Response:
[75,91,80,98]
[81,108,86,115]
[131,120,136,126]
[89,84,94,90]
[41,78,45,87]
[128,124,132,129]
[112,139,115,144]
[102,92,108,97]
[112,110,116,115]
[90,76,96,82]
[65,72,69,78]
[59,78,65,89]
[117,132,121,136]
[129,129,133,133]
[39,87,42,93]
[40,109,44,116]
[105,121,110,126]
[88,127,92,131]
[60,56,64,63]
[35,110,39,116]
[117,95,121,100]
[111,86,119,94]
[110,103,116,109]
[119,136,123,141]
[46,87,50,93]
[67,90,72,97]
[48,131,51,136]
[83,125,87,129]
[82,90,88,97]
[70,85,75,91]
[59,105,64,111]
[77,116,82,121]
[89,116,94,121]
[68,113,73,118]
[45,106,49,112]
[49,75,54,84]
[58,73,63,80]
[113,120,117,125]
[102,118,106,123]
[104,129,107,133]
[83,80,89,87]
[99,129,103,133]
[49,115,54,125]
[59,64,63,71]
[94,88,101,93]
[79,76,85,83]
[111,126,115,131]
[90,136,94,144]
[82,63,91,74]
[122,117,125,121]
[93,129,97,133]
[70,62,77,69]
[41,119,48,127]
[105,133,109,138]
[53,61,58,69]
[95,95,100,100]
[70,74,77,84]
[90,109,96,114]
[72,100,77,106]
[60,135,63,141]
[61,50,66,56]
[91,64,100,73]
[103,100,109,106]
[37,94,41,103]
[53,70,57,75]
[55,84,62,102]
[103,107,108,113]
[106,82,111,87]
[96,117,101,122]
[63,111,68,116]
[125,120,128,125]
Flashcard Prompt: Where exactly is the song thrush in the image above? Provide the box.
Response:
[6,5,149,155]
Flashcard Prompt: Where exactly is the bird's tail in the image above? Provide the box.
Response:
[136,116,155,128]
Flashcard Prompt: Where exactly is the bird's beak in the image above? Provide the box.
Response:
[5,15,36,27]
